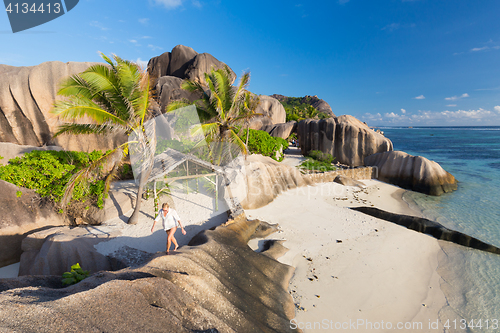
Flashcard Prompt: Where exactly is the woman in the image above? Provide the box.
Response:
[151,203,186,254]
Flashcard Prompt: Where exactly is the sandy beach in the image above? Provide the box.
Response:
[0,148,449,332]
[246,180,447,332]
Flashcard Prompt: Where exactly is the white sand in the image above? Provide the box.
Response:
[94,187,230,256]
[246,180,447,333]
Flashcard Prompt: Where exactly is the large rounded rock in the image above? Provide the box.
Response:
[0,61,127,152]
[155,76,200,111]
[262,121,297,139]
[297,115,393,167]
[224,155,312,210]
[256,95,286,124]
[364,151,458,196]
[248,95,287,131]
[148,45,235,85]
[185,52,236,85]
[0,180,64,267]
[18,226,115,276]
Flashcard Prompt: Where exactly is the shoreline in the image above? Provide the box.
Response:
[246,180,448,332]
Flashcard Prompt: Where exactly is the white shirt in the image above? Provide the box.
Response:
[154,208,180,230]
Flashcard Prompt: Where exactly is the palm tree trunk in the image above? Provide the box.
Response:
[128,171,147,224]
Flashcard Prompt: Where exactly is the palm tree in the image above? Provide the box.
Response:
[240,92,261,156]
[167,66,253,164]
[51,53,153,225]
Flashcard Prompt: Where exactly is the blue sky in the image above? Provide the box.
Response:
[1,0,500,126]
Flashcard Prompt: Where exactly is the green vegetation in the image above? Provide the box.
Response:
[0,150,110,209]
[168,66,258,163]
[51,53,153,224]
[299,150,337,172]
[239,129,287,162]
[62,263,90,286]
[281,96,329,122]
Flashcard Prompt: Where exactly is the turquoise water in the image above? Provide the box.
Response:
[381,127,500,332]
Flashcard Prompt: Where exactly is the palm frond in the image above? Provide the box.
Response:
[52,97,129,129]
[229,129,247,155]
[53,123,114,137]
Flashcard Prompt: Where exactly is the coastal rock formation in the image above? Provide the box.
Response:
[0,61,127,152]
[261,121,297,139]
[0,180,64,267]
[19,226,114,276]
[255,95,287,125]
[353,207,500,255]
[333,175,366,188]
[148,45,235,85]
[248,95,288,132]
[364,151,458,196]
[225,155,313,210]
[297,115,393,166]
[271,94,335,118]
[224,154,374,210]
[1,218,300,333]
[155,75,201,112]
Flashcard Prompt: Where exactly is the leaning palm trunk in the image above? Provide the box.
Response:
[128,121,157,224]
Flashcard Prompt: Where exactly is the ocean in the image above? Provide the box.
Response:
[380,126,500,332]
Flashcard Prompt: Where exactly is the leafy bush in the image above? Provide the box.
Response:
[0,150,107,207]
[307,150,334,164]
[239,129,288,162]
[62,263,90,286]
[299,150,337,172]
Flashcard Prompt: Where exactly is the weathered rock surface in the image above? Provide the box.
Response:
[0,180,64,267]
[334,175,366,188]
[247,95,288,132]
[0,60,127,152]
[19,226,115,276]
[155,75,201,112]
[225,155,313,210]
[148,45,235,85]
[364,151,458,196]
[271,94,335,118]
[297,115,393,167]
[353,207,500,255]
[1,218,300,333]
[261,121,297,139]
[224,154,374,210]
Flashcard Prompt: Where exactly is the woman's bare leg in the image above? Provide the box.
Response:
[166,227,177,254]
[172,235,179,251]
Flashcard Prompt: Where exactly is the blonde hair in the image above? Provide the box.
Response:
[162,203,169,209]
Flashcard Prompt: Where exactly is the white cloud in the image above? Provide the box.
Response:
[192,0,202,8]
[139,18,150,25]
[445,93,469,101]
[129,39,138,43]
[148,44,163,51]
[401,108,406,114]
[153,0,183,9]
[89,21,109,31]
[413,95,425,100]
[471,46,489,52]
[446,104,457,107]
[136,58,148,69]
[382,23,400,31]
[495,106,500,113]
